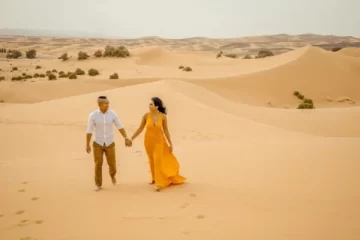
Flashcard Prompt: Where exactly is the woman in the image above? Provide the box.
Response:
[130,97,186,191]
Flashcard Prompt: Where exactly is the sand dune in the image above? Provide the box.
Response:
[338,47,360,57]
[193,46,360,107]
[1,38,360,240]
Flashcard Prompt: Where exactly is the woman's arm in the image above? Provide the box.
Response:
[130,114,147,141]
[162,114,173,150]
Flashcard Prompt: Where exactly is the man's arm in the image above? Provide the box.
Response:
[112,111,130,140]
[86,113,95,153]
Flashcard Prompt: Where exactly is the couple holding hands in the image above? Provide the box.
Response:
[86,96,185,192]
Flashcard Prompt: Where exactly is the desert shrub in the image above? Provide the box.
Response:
[183,66,192,72]
[69,73,77,79]
[75,68,85,75]
[216,51,223,58]
[332,47,342,52]
[6,50,22,59]
[52,69,57,73]
[298,102,314,109]
[78,51,90,60]
[94,50,103,57]
[243,54,252,59]
[25,75,33,79]
[46,70,52,76]
[36,65,41,69]
[59,71,65,75]
[12,67,18,71]
[58,53,69,61]
[293,91,300,97]
[88,68,99,76]
[298,94,304,100]
[59,72,67,78]
[256,49,274,58]
[25,49,37,59]
[304,98,313,104]
[11,76,23,81]
[22,73,26,76]
[0,76,5,81]
[224,53,237,59]
[33,73,40,78]
[39,74,45,78]
[103,45,130,58]
[48,73,57,80]
[109,73,119,79]
[178,65,184,69]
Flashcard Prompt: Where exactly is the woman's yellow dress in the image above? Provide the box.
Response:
[144,113,186,189]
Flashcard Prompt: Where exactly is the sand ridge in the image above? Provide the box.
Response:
[0,37,360,240]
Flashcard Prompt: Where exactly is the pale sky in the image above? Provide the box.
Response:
[1,0,359,38]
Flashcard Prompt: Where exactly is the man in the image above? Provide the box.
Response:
[86,96,132,191]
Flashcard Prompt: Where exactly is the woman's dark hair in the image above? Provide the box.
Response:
[152,97,167,115]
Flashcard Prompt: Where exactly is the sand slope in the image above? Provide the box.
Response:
[193,46,360,107]
[0,79,359,240]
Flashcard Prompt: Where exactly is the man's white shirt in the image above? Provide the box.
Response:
[86,109,124,146]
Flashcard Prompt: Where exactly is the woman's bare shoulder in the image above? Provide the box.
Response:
[161,113,167,120]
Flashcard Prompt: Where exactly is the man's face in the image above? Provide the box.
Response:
[98,100,109,112]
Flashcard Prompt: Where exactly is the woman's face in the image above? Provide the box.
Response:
[149,100,157,111]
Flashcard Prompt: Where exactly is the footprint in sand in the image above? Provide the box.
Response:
[180,203,189,209]
[22,182,28,185]
[34,220,44,225]
[18,189,26,193]
[31,197,39,201]
[0,214,4,218]
[15,210,25,215]
[196,214,206,219]
[17,220,30,227]
[189,193,197,197]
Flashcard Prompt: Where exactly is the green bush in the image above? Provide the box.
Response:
[75,68,85,75]
[48,73,57,80]
[69,73,77,79]
[298,102,314,109]
[94,50,103,57]
[6,50,22,59]
[88,68,99,76]
[58,53,69,61]
[11,76,23,81]
[103,45,130,58]
[256,49,274,58]
[109,73,119,79]
[25,49,37,59]
[78,51,89,60]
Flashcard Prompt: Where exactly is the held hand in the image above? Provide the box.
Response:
[86,144,91,154]
[125,138,132,147]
